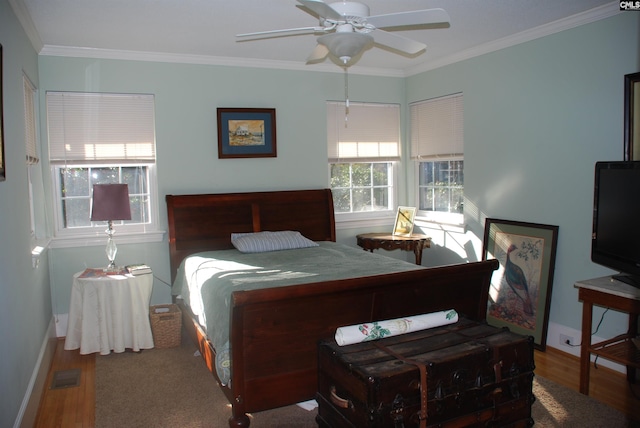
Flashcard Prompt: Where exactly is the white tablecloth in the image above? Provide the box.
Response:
[64,271,155,354]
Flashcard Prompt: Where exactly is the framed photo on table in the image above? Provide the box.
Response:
[217,108,276,159]
[482,218,558,350]
[392,206,416,237]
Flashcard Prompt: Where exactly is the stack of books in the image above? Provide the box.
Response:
[79,267,127,278]
[125,264,152,276]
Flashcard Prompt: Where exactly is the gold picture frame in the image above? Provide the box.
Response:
[392,206,416,237]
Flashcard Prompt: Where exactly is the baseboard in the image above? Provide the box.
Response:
[14,317,57,428]
[547,321,624,373]
[55,313,68,337]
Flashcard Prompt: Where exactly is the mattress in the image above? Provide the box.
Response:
[171,241,424,384]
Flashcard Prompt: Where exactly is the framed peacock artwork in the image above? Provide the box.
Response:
[482,218,559,351]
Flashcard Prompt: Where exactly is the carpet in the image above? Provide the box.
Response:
[96,335,631,427]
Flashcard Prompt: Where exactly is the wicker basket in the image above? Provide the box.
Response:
[150,304,182,348]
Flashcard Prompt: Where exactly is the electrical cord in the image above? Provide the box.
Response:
[590,308,609,369]
[564,308,609,348]
[153,274,171,287]
[565,308,609,368]
[566,308,640,397]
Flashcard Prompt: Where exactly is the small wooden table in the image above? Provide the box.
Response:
[356,233,431,265]
[574,276,640,395]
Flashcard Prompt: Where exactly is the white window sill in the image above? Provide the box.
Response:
[335,214,468,233]
[335,212,395,230]
[415,218,467,234]
[31,238,51,268]
[49,230,165,249]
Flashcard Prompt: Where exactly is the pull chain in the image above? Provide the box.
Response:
[344,66,349,126]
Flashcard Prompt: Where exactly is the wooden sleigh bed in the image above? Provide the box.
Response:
[166,188,499,427]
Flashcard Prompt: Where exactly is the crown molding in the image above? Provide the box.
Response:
[8,0,43,52]
[35,1,620,79]
[38,45,405,78]
[405,1,622,76]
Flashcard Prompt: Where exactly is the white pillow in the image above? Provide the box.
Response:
[230,230,319,253]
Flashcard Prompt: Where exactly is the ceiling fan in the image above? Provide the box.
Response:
[236,0,450,67]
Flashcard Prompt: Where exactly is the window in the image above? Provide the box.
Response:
[330,162,393,213]
[56,165,151,229]
[46,92,160,244]
[327,102,400,216]
[410,93,464,223]
[418,160,463,213]
[23,75,38,237]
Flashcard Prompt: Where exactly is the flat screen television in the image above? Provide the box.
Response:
[591,161,640,287]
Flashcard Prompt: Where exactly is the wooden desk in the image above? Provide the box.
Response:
[356,233,431,265]
[574,276,640,395]
[65,270,155,354]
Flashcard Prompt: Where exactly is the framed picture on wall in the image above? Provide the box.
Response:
[217,108,277,159]
[0,43,5,181]
[624,71,640,160]
[482,218,559,350]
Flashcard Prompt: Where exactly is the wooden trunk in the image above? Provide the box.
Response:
[317,318,535,428]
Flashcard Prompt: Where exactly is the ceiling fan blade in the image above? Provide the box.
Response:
[372,29,426,55]
[297,0,342,21]
[367,8,450,29]
[237,26,326,41]
[307,44,329,63]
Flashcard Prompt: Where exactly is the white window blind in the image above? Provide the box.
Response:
[47,92,156,164]
[327,101,400,162]
[23,75,38,165]
[410,93,463,160]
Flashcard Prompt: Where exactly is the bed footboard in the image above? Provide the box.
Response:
[227,259,499,427]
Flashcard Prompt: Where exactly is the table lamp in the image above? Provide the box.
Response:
[91,184,132,269]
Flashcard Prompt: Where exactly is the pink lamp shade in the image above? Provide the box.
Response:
[91,184,132,222]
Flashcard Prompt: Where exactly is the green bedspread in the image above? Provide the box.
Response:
[171,241,424,384]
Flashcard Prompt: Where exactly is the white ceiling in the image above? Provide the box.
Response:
[11,0,620,76]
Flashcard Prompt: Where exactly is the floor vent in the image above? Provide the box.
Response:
[50,368,81,390]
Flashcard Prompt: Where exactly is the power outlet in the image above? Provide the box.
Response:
[560,334,575,346]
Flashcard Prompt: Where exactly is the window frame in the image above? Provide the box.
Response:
[46,91,163,248]
[327,101,401,224]
[49,163,161,248]
[23,74,39,239]
[410,93,464,225]
[330,161,398,224]
[414,158,464,225]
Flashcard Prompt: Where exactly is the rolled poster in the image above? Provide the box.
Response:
[335,309,458,346]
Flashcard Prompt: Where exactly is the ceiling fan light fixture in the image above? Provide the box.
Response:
[329,1,370,18]
[317,32,374,64]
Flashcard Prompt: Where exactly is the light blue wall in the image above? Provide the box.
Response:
[407,12,640,338]
[37,57,406,313]
[38,12,640,340]
[0,1,51,426]
[2,3,639,425]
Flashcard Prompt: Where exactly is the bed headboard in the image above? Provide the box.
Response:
[166,188,336,282]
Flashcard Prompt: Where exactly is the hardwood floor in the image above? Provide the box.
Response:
[535,346,640,421]
[34,339,639,427]
[35,339,95,427]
